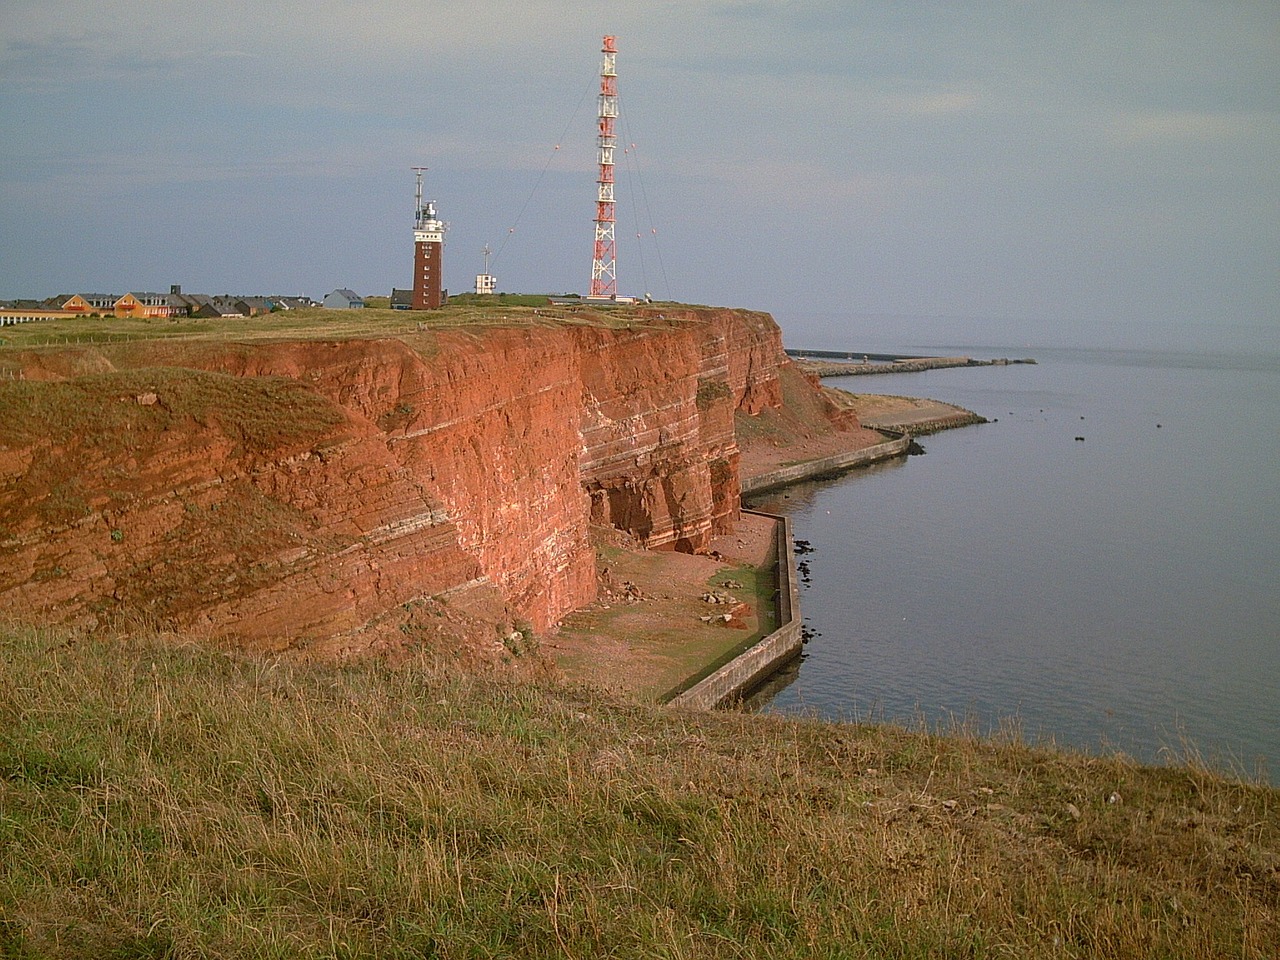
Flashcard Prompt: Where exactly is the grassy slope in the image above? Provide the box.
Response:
[2,628,1276,959]
[0,368,342,453]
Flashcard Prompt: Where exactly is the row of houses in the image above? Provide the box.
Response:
[0,286,320,326]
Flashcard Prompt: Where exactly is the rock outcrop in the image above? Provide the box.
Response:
[0,308,833,652]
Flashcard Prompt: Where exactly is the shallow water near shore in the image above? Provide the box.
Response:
[748,341,1280,781]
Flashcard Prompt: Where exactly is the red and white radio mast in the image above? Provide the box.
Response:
[589,36,618,299]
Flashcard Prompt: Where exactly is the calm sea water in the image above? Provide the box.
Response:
[748,343,1280,781]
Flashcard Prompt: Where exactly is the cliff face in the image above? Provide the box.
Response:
[0,309,793,647]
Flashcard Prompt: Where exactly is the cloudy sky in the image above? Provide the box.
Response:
[2,1,1276,348]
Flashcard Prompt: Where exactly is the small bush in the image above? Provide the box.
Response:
[695,378,732,411]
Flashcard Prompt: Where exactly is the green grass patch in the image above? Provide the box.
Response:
[448,293,568,307]
[695,378,732,411]
[657,563,779,702]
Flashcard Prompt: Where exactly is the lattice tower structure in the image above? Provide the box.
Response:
[590,36,618,298]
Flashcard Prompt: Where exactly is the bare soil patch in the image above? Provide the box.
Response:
[846,392,979,429]
[735,364,886,479]
[549,517,779,701]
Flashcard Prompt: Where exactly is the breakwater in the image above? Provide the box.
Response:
[787,351,1036,378]
[858,410,987,436]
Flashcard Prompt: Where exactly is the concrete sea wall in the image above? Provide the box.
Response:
[670,437,909,709]
[739,434,911,496]
[789,352,1035,377]
[667,509,802,710]
[797,356,977,376]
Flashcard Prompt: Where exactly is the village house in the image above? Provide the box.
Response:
[0,301,78,325]
[269,296,313,311]
[322,289,365,309]
[5,287,319,327]
[234,297,273,316]
[52,294,94,314]
[183,296,244,319]
[111,292,178,319]
[74,294,121,313]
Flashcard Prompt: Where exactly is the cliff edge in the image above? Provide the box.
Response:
[0,307,868,657]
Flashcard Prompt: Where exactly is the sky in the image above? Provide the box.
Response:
[2,0,1277,350]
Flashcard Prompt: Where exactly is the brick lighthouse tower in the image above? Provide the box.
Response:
[411,167,445,310]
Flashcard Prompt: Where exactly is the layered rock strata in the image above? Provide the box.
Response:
[0,309,804,648]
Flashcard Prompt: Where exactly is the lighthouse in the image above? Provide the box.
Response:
[412,167,446,310]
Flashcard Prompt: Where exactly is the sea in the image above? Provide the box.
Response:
[747,327,1280,782]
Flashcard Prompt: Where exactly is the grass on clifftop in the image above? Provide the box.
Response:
[1,627,1277,959]
[0,302,699,357]
[0,368,343,454]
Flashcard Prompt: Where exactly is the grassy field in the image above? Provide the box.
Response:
[0,301,691,358]
[2,626,1276,958]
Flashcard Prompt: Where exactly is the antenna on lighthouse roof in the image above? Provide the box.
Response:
[412,166,428,226]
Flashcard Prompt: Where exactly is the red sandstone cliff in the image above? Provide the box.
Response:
[0,309,837,653]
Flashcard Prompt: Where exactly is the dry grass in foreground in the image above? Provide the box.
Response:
[1,626,1277,958]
